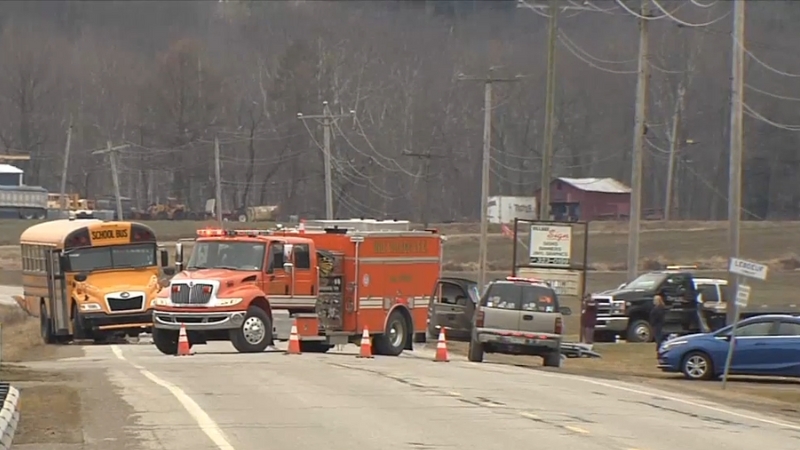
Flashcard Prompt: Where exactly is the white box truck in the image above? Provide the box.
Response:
[487,196,537,224]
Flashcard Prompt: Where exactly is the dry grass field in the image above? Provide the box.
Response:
[0,306,85,444]
[2,219,799,271]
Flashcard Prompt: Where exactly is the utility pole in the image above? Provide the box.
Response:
[539,0,558,221]
[298,102,353,220]
[458,70,520,290]
[92,142,129,221]
[727,0,746,326]
[664,85,685,221]
[403,150,448,227]
[214,136,223,227]
[59,121,73,211]
[626,0,650,281]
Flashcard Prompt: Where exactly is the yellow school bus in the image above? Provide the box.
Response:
[20,217,169,344]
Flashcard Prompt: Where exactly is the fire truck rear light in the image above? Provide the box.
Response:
[476,310,485,328]
[555,317,563,335]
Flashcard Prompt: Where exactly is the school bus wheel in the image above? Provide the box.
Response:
[71,303,88,340]
[40,301,56,345]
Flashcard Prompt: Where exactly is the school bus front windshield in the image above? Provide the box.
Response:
[66,243,157,272]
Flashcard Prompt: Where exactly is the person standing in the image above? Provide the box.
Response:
[581,293,597,344]
[650,292,667,352]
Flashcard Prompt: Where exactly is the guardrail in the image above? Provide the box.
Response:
[0,383,20,449]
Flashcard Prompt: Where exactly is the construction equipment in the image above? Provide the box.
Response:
[147,197,188,220]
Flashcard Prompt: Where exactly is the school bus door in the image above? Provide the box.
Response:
[45,250,70,336]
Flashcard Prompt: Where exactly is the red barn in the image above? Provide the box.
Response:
[536,177,631,221]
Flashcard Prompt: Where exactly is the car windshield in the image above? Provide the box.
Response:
[187,241,266,271]
[625,272,667,290]
[67,243,157,272]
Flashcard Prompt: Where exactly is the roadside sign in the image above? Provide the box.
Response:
[735,284,750,308]
[529,225,571,268]
[728,258,768,281]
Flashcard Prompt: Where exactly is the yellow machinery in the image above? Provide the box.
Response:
[47,193,95,211]
[147,197,188,220]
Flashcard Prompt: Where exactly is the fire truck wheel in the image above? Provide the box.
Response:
[230,306,272,353]
[153,328,179,355]
[373,310,409,356]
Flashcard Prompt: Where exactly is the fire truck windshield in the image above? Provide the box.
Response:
[186,241,266,271]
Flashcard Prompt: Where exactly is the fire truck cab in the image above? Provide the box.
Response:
[152,219,443,356]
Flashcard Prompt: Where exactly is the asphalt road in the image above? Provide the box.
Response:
[18,338,800,450]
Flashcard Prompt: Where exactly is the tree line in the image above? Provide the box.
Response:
[0,1,798,221]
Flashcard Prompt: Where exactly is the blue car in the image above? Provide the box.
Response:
[657,314,800,380]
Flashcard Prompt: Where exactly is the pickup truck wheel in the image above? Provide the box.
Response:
[230,307,272,353]
[682,351,714,381]
[627,319,653,343]
[467,338,484,363]
[153,328,179,355]
[373,310,408,356]
[543,349,562,368]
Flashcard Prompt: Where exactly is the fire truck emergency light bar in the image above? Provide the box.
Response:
[196,228,272,237]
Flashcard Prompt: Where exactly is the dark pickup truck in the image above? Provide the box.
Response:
[426,277,480,341]
[591,270,800,343]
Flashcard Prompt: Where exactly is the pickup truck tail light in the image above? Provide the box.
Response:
[555,317,563,334]
[475,310,485,328]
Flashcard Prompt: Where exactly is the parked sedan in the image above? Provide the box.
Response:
[657,314,800,380]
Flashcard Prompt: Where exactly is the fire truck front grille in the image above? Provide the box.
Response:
[170,284,213,304]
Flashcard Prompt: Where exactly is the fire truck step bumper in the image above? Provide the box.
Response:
[153,311,247,331]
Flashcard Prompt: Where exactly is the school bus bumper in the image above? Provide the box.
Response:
[152,310,247,331]
[78,310,154,332]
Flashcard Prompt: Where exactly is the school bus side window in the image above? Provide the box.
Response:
[293,244,310,270]
[21,245,29,271]
[32,246,39,272]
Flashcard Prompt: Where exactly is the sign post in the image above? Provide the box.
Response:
[722,258,767,389]
[511,219,589,342]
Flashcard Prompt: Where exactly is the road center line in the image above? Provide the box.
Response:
[110,345,236,450]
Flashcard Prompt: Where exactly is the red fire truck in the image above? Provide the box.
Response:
[151,220,443,355]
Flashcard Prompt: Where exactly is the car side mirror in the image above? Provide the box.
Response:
[559,306,572,316]
[159,249,169,267]
[283,262,294,273]
[74,272,88,282]
[163,267,176,277]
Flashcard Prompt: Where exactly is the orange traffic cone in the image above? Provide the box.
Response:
[356,327,373,359]
[285,321,302,355]
[176,323,192,356]
[434,328,449,362]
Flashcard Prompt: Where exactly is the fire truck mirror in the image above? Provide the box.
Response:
[283,262,294,273]
[175,243,184,270]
